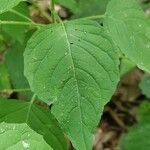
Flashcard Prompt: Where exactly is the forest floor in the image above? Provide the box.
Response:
[93,68,144,150]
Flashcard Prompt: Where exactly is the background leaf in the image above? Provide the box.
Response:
[0,97,67,150]
[0,0,25,14]
[104,0,150,73]
[55,0,110,18]
[5,31,35,99]
[0,122,52,150]
[120,102,150,150]
[24,20,119,150]
[139,74,150,98]
[0,64,11,91]
[5,42,32,98]
[120,58,135,76]
[0,2,30,44]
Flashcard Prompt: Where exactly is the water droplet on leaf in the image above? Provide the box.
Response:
[22,141,30,149]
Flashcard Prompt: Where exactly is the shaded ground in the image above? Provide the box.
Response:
[93,68,144,150]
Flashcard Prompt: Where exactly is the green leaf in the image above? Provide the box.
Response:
[55,0,77,13]
[0,64,11,90]
[0,97,67,150]
[0,2,30,44]
[55,0,110,18]
[104,0,150,73]
[139,74,150,98]
[0,0,25,14]
[5,42,29,89]
[0,34,6,53]
[138,0,150,11]
[120,58,135,76]
[24,20,119,150]
[121,124,150,150]
[138,102,150,123]
[5,42,32,98]
[0,122,52,150]
[121,102,150,150]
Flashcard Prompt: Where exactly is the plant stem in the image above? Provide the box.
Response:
[0,20,45,27]
[50,0,55,23]
[10,9,34,23]
[26,94,36,123]
[0,88,31,93]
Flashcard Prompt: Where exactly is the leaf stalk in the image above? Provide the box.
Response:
[0,20,44,27]
[0,88,31,93]
[50,0,56,23]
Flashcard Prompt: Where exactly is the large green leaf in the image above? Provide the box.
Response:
[0,0,25,14]
[0,97,67,150]
[24,20,119,150]
[121,102,150,150]
[0,122,52,150]
[104,0,150,73]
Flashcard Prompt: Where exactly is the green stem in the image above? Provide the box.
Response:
[26,94,36,123]
[0,20,45,27]
[0,88,31,93]
[10,9,34,23]
[50,0,55,23]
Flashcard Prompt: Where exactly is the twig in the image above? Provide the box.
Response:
[50,0,56,23]
[0,20,45,27]
[0,88,31,93]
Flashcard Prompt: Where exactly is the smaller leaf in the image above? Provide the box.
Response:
[55,0,110,18]
[0,122,52,150]
[5,31,35,99]
[0,2,30,44]
[120,102,150,150]
[5,42,29,89]
[138,0,150,11]
[0,34,6,53]
[120,58,135,76]
[0,0,25,14]
[0,97,67,150]
[121,124,150,150]
[139,74,150,98]
[104,0,150,73]
[0,64,11,90]
[138,101,150,123]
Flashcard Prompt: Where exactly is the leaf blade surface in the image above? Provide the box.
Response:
[104,0,150,72]
[0,0,25,14]
[0,122,52,150]
[0,97,67,150]
[24,20,119,150]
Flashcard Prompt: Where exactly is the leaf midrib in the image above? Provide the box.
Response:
[61,21,88,149]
